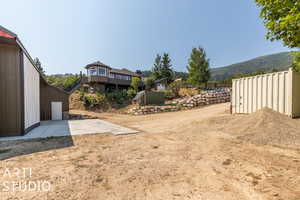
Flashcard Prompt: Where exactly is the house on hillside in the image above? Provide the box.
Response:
[82,61,142,93]
[0,25,70,137]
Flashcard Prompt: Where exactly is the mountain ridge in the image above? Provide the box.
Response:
[210,52,294,81]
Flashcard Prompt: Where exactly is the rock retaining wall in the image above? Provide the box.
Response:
[172,88,231,108]
[128,105,180,115]
[128,88,231,115]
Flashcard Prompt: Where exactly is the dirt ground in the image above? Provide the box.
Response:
[0,103,299,200]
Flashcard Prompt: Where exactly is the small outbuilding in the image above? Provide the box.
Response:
[0,25,70,137]
[40,78,70,121]
[154,78,168,91]
[231,68,300,117]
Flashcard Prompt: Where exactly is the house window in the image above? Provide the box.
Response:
[98,68,106,76]
[111,74,132,80]
[116,74,122,79]
[88,68,98,76]
[109,73,115,78]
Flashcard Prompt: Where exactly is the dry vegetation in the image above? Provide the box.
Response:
[0,103,299,200]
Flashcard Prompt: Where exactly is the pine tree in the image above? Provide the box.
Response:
[34,57,45,75]
[187,47,210,88]
[152,54,162,80]
[161,53,174,84]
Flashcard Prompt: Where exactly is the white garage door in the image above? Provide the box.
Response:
[51,102,62,120]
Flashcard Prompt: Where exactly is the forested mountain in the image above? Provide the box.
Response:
[210,52,294,81]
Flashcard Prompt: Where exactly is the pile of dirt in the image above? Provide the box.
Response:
[236,109,300,147]
[205,108,300,148]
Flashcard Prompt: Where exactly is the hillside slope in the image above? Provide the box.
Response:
[211,52,294,81]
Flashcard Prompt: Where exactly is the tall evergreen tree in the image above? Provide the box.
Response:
[187,47,210,88]
[34,57,45,75]
[161,53,174,84]
[152,54,162,80]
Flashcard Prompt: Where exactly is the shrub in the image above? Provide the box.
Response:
[130,77,141,92]
[82,93,108,107]
[79,88,85,101]
[144,77,155,91]
[127,88,137,98]
[106,90,128,104]
[46,75,80,91]
[165,80,187,99]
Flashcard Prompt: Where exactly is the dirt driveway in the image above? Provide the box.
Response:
[0,103,299,200]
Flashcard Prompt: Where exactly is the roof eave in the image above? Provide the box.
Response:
[85,64,112,69]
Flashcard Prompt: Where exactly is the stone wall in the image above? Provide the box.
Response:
[171,88,231,107]
[128,105,180,115]
[128,88,231,115]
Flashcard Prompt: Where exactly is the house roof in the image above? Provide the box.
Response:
[0,25,17,39]
[85,61,111,69]
[110,68,140,77]
[85,60,140,77]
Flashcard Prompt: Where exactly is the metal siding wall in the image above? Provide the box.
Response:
[262,76,267,108]
[0,44,22,136]
[249,78,253,113]
[24,53,40,129]
[267,75,273,109]
[292,71,300,117]
[273,73,279,112]
[232,70,292,116]
[240,80,244,113]
[253,77,257,112]
[284,72,289,114]
[257,76,262,110]
[278,73,284,113]
[40,80,70,121]
[237,80,240,113]
[232,80,236,113]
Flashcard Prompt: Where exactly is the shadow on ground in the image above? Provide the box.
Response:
[0,136,74,160]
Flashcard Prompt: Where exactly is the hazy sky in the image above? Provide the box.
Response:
[0,0,291,74]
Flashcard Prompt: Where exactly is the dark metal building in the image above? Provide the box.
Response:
[0,25,70,137]
[40,77,70,121]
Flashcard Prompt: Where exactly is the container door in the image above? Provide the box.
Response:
[51,102,62,120]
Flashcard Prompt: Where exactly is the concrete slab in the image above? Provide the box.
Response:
[0,119,139,141]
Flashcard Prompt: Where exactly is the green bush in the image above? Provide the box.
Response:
[82,93,108,107]
[106,90,129,104]
[127,88,137,98]
[144,77,155,91]
[165,80,186,99]
[79,88,85,101]
[130,77,141,92]
[80,88,137,107]
[46,75,80,91]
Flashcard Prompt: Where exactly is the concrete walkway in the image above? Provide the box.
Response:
[0,119,138,141]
